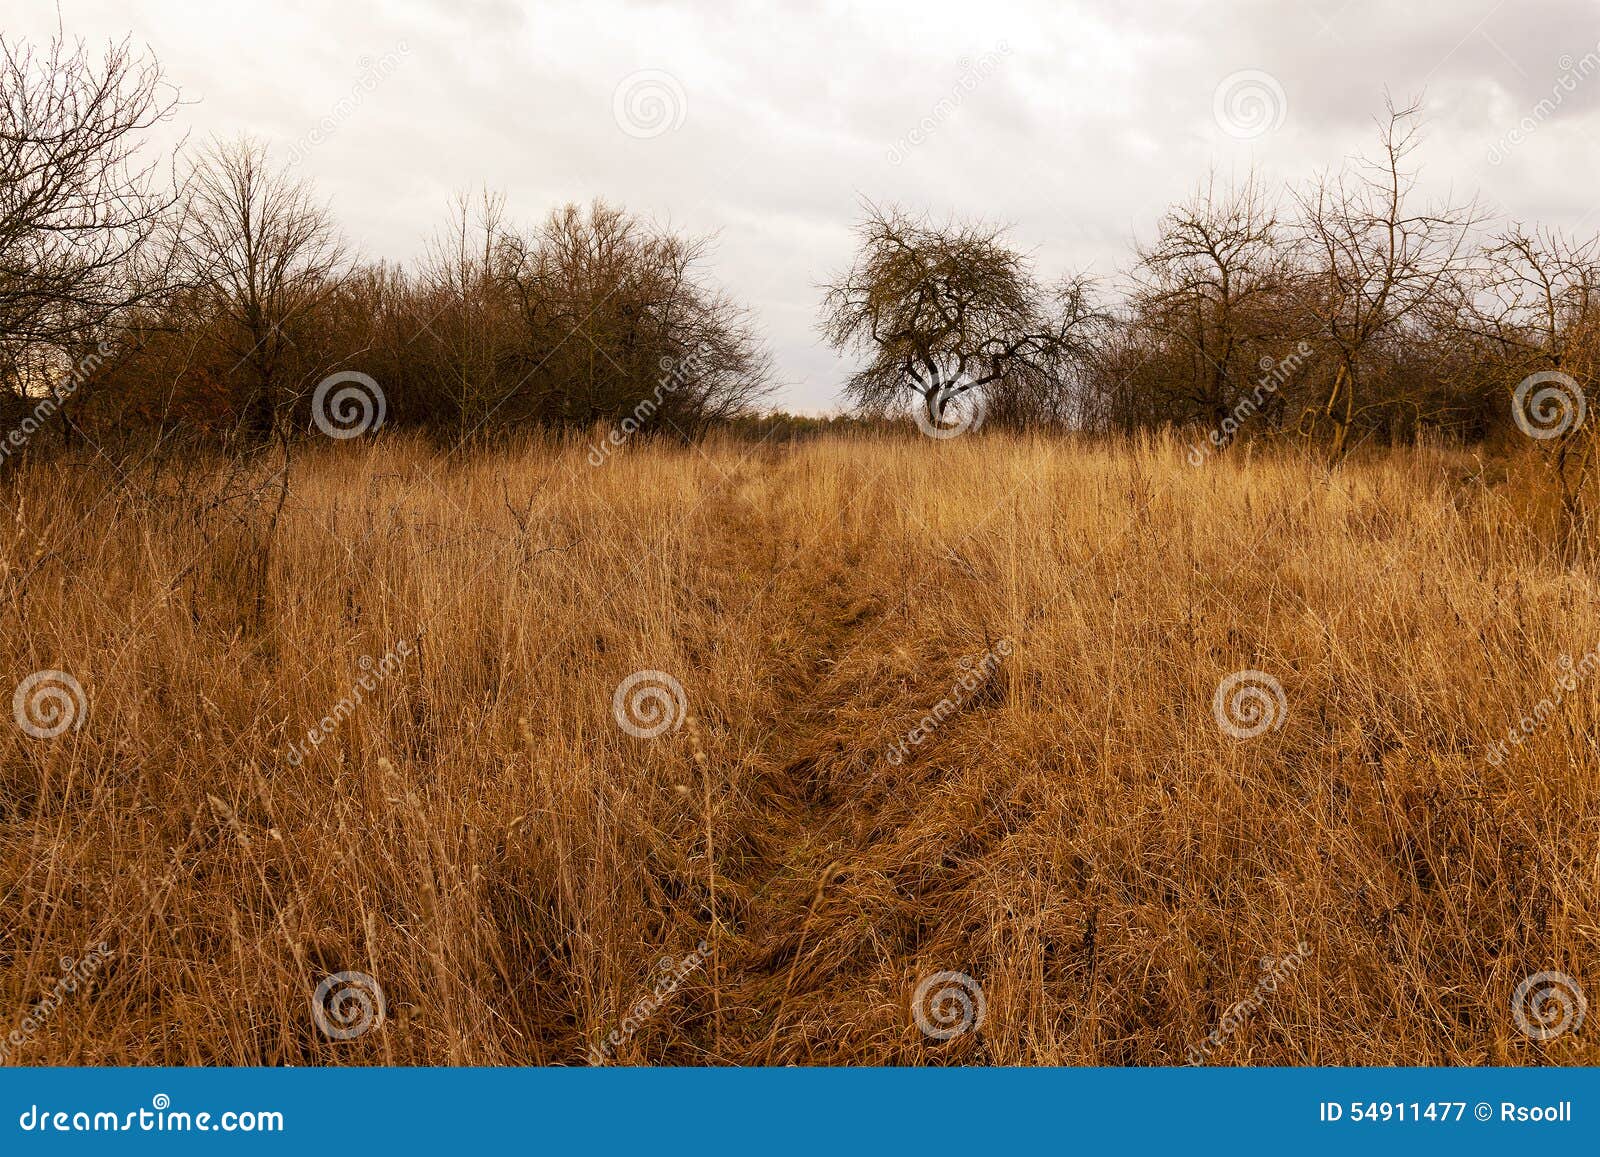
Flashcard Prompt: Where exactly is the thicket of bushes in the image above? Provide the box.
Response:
[3,32,1596,472]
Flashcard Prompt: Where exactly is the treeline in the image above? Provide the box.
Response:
[822,101,1596,461]
[1,32,774,452]
[3,31,1597,463]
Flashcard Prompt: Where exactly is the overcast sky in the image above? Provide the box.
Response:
[11,0,1600,412]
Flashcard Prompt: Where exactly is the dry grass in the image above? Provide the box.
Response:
[2,429,1597,1065]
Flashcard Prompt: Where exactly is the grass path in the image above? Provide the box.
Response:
[681,463,899,1062]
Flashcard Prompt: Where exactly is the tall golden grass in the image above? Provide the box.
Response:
[2,430,1596,1065]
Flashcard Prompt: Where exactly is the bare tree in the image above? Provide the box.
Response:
[1129,173,1296,441]
[0,27,180,406]
[1474,225,1600,378]
[1291,97,1480,460]
[415,188,515,435]
[170,137,347,439]
[820,204,1099,427]
[1465,225,1600,545]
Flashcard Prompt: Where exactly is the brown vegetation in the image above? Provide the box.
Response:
[3,431,1596,1065]
[4,21,1599,1072]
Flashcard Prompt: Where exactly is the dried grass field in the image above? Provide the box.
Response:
[2,431,1597,1066]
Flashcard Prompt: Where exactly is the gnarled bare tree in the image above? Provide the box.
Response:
[820,204,1100,428]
